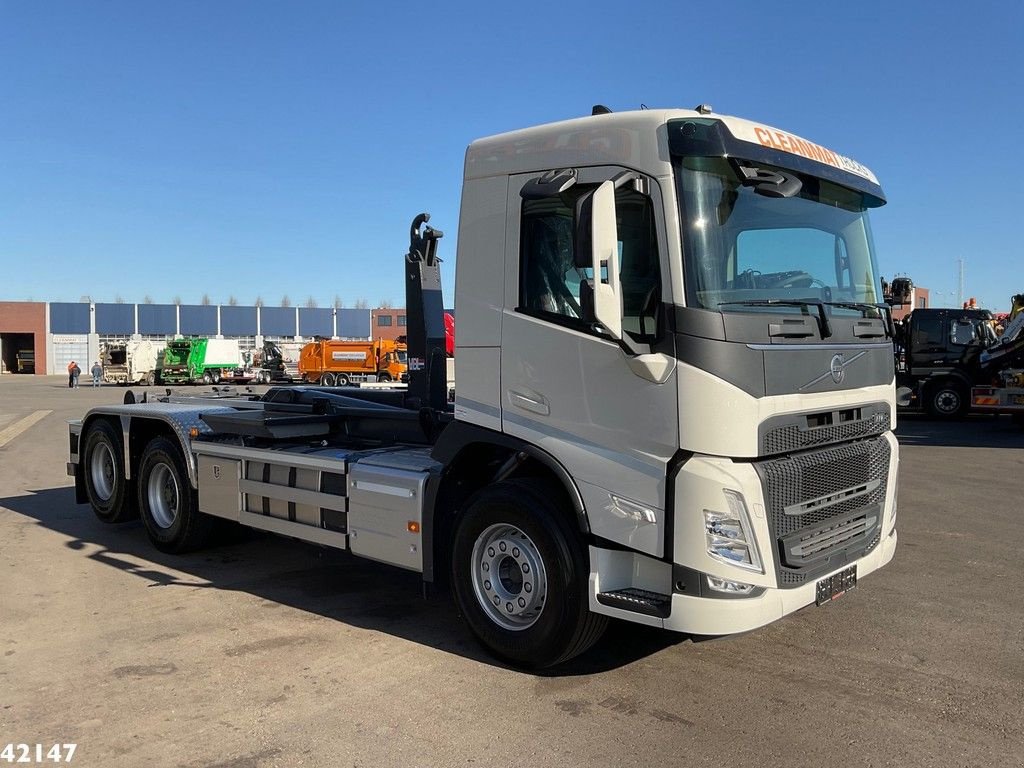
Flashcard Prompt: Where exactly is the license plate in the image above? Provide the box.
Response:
[816,566,857,606]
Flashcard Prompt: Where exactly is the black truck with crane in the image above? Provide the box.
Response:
[889,283,1024,418]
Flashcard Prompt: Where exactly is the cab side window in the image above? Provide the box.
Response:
[520,183,661,341]
[912,314,943,348]
[616,188,660,339]
[520,193,584,320]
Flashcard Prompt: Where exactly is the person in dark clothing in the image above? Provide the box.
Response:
[71,362,81,389]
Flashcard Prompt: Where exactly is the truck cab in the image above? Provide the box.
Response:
[376,342,407,382]
[896,308,996,417]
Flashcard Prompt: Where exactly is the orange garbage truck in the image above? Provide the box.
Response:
[298,339,407,386]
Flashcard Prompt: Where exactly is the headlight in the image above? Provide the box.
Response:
[704,490,763,573]
[706,574,757,595]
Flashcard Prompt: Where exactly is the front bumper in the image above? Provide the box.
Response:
[589,431,899,635]
[663,528,896,634]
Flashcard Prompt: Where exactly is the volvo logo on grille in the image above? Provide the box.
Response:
[799,350,868,391]
[830,354,846,384]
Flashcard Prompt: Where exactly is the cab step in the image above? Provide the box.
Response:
[596,588,671,618]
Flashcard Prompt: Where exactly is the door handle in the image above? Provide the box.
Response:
[508,389,550,416]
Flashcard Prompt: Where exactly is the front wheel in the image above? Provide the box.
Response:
[451,479,607,669]
[377,372,392,383]
[137,436,214,553]
[925,380,969,419]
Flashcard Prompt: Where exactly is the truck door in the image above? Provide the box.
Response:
[909,312,949,374]
[500,167,679,558]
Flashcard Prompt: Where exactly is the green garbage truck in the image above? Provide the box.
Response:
[159,338,242,385]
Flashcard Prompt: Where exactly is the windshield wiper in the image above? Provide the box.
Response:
[718,299,832,339]
[819,301,895,339]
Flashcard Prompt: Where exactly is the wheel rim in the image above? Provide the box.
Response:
[935,389,960,414]
[147,463,179,529]
[338,375,348,386]
[89,442,116,501]
[470,523,547,631]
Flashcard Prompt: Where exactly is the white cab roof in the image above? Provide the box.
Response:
[465,108,878,186]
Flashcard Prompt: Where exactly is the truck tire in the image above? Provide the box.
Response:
[202,371,214,385]
[137,436,214,553]
[451,479,607,669]
[321,372,336,387]
[377,372,392,382]
[336,374,350,387]
[82,420,135,523]
[925,380,969,419]
[145,371,156,386]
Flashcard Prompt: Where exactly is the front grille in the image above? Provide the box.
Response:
[755,435,890,587]
[762,411,890,456]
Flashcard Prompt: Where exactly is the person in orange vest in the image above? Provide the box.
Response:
[67,360,76,388]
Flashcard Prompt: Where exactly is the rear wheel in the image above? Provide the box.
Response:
[137,436,214,553]
[925,380,969,419]
[202,370,214,385]
[336,373,350,387]
[321,372,336,387]
[82,420,135,523]
[451,479,607,669]
[145,371,156,386]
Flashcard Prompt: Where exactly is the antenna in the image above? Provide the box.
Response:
[956,256,965,308]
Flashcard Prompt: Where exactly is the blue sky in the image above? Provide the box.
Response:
[1,1,1020,310]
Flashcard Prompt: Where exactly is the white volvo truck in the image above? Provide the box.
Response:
[67,106,899,668]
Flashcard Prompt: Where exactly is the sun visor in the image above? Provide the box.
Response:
[668,118,886,208]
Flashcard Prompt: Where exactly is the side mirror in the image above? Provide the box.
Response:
[575,180,622,340]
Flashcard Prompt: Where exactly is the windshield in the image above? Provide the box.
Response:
[396,350,407,364]
[675,156,883,315]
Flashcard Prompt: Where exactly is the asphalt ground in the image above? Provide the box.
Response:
[1,375,1022,768]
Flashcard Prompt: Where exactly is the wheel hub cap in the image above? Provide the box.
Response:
[147,463,179,529]
[90,443,116,501]
[471,524,547,631]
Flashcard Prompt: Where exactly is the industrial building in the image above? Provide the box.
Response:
[0,301,377,375]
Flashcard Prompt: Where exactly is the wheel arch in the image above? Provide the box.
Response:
[128,418,190,487]
[425,421,589,585]
[82,411,194,487]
